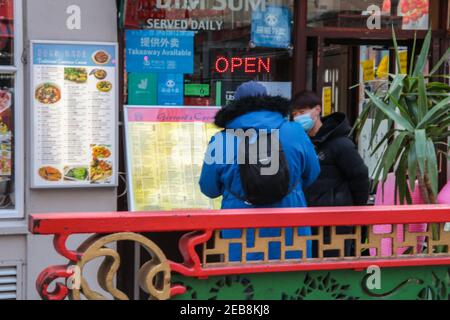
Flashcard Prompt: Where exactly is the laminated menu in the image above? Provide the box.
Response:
[31,41,118,188]
[125,106,221,211]
[0,74,13,178]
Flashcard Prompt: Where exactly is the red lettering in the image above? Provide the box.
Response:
[215,57,271,74]
[245,58,257,73]
[215,57,229,73]
[258,58,271,73]
[231,58,243,72]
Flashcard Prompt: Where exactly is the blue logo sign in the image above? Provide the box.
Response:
[126,30,195,74]
[251,5,292,49]
[157,74,184,106]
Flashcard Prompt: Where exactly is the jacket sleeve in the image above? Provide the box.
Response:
[335,137,370,205]
[199,134,224,199]
[300,130,321,188]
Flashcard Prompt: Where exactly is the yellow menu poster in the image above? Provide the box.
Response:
[399,51,408,74]
[362,59,375,82]
[322,87,332,117]
[376,55,389,79]
[125,106,221,211]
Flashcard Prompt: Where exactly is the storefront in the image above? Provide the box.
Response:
[118,0,449,187]
[116,0,450,298]
[0,0,448,300]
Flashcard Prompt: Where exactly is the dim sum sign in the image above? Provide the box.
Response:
[156,0,267,11]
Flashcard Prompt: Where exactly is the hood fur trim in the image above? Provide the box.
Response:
[214,95,290,128]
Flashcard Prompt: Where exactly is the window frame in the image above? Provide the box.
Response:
[0,0,24,219]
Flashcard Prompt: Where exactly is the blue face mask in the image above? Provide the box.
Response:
[294,114,315,132]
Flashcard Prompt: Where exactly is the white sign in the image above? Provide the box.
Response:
[30,41,118,188]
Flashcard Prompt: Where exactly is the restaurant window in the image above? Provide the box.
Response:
[307,0,430,30]
[0,0,23,218]
[124,0,295,107]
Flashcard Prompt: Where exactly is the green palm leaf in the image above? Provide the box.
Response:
[413,29,432,76]
[417,74,428,121]
[430,47,450,75]
[417,96,450,128]
[426,139,438,196]
[414,129,427,176]
[353,27,448,206]
[365,90,415,132]
[408,145,418,193]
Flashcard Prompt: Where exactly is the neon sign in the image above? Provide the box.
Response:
[215,57,271,74]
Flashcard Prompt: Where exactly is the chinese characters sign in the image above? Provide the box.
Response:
[124,106,221,211]
[31,41,118,188]
[126,30,195,74]
[251,5,291,49]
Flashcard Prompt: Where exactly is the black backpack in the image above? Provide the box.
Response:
[230,125,293,206]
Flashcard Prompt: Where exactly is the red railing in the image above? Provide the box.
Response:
[29,205,450,300]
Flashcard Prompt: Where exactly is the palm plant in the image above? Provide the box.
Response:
[353,28,450,208]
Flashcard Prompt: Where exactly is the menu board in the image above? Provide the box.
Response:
[124,106,221,211]
[0,74,13,178]
[30,41,118,188]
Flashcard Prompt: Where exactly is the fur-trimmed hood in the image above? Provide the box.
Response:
[214,95,291,129]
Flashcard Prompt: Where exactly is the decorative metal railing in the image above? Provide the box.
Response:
[29,205,450,300]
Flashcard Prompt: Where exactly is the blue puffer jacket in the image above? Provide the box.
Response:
[199,96,320,261]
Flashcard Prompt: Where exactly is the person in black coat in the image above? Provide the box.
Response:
[291,91,370,257]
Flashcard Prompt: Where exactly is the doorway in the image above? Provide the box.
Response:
[313,38,416,181]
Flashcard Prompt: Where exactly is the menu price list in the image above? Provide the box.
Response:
[32,42,117,188]
[126,107,221,211]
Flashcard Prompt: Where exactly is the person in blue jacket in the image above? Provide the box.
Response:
[199,81,320,261]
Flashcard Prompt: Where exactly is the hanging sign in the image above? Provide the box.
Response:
[251,5,292,49]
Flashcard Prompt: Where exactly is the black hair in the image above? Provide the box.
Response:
[291,91,322,110]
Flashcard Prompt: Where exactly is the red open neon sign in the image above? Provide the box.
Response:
[215,57,271,74]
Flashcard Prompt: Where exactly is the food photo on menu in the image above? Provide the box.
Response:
[90,145,113,184]
[0,88,12,179]
[35,83,62,105]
